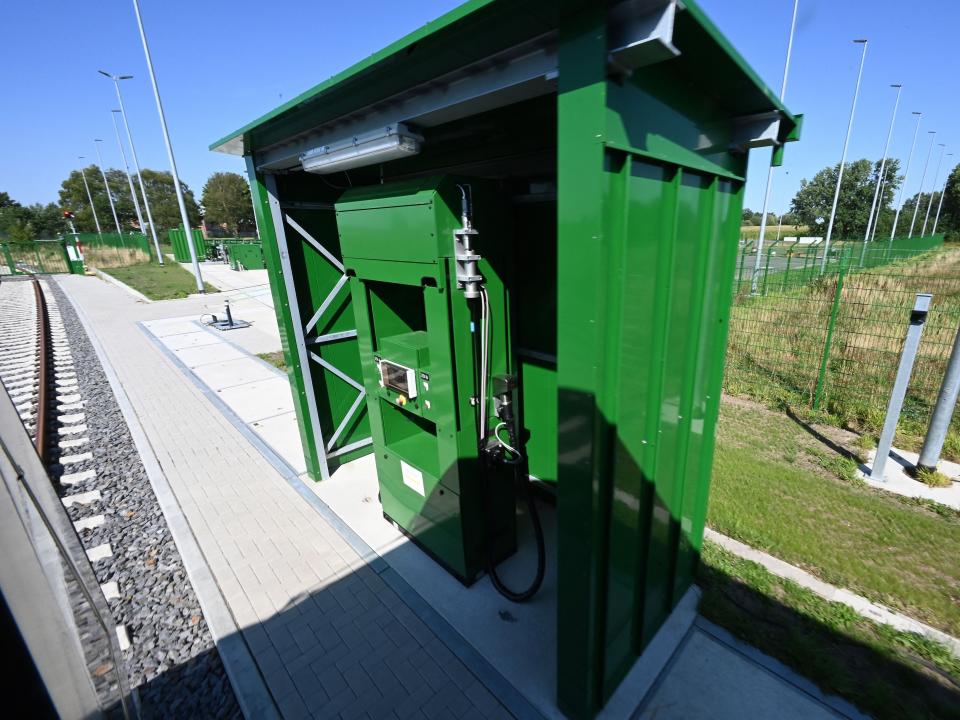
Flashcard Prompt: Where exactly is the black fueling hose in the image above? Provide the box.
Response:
[485,405,546,603]
[487,461,546,603]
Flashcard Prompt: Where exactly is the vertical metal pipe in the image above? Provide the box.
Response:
[909,131,937,237]
[864,84,902,243]
[922,144,947,236]
[918,322,960,472]
[891,112,922,240]
[932,154,954,235]
[871,293,932,480]
[110,111,145,233]
[131,0,203,292]
[750,0,800,293]
[77,159,103,239]
[92,139,123,236]
[112,75,164,265]
[822,40,869,273]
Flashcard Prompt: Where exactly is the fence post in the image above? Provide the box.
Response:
[813,256,848,410]
[761,244,774,295]
[871,294,933,480]
[1,244,15,275]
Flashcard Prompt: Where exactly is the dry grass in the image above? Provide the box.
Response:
[83,245,151,269]
[725,248,960,458]
[739,224,807,240]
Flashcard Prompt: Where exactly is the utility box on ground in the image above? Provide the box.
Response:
[211,1,800,716]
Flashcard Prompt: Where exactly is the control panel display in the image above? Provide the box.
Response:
[378,359,418,398]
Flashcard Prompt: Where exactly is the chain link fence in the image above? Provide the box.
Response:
[724,235,960,456]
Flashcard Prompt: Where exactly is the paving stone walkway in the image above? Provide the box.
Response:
[58,275,511,720]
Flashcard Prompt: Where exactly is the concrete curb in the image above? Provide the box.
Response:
[705,528,960,658]
[58,279,280,720]
[92,269,153,304]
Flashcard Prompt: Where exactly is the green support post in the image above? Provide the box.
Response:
[813,255,847,409]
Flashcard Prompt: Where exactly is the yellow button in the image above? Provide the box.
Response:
[398,395,408,406]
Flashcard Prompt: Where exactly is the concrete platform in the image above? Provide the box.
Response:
[862,447,960,510]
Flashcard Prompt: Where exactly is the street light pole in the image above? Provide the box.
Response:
[77,156,103,239]
[864,84,902,242]
[890,112,922,240]
[99,70,164,265]
[909,131,937,237]
[932,154,954,235]
[750,0,799,293]
[922,144,947,236]
[93,139,123,236]
[822,39,869,273]
[130,0,203,291]
[110,110,145,232]
[871,166,889,242]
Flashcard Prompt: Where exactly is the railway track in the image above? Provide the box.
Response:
[1,275,241,718]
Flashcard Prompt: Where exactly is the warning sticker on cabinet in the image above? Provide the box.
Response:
[401,461,425,497]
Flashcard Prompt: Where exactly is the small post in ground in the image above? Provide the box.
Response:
[871,293,933,480]
[917,321,960,472]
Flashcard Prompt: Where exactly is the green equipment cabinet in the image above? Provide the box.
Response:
[211,1,801,717]
[337,177,516,583]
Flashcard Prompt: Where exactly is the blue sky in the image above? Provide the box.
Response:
[1,0,956,213]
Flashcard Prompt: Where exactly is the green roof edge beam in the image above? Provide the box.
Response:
[211,0,799,164]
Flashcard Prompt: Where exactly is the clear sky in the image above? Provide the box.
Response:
[1,0,956,214]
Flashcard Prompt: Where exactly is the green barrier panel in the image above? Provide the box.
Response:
[167,228,206,263]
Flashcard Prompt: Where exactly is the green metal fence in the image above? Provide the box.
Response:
[1,240,73,275]
[725,237,960,452]
[168,228,207,263]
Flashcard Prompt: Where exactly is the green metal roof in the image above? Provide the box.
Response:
[211,0,799,158]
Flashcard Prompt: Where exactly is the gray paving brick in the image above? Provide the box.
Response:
[316,665,349,699]
[415,655,449,693]
[342,665,375,697]
[391,681,435,720]
[298,683,330,712]
[313,687,355,720]
[276,689,312,720]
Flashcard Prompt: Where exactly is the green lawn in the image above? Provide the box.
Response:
[103,262,218,300]
[257,351,288,372]
[698,542,960,720]
[709,399,960,637]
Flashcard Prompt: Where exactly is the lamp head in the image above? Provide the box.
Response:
[853,38,867,43]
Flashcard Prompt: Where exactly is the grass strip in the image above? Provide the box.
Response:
[102,263,218,301]
[711,400,960,637]
[698,542,960,720]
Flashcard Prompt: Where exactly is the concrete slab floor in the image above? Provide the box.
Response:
[862,447,960,509]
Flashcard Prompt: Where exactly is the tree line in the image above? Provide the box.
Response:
[773,157,959,240]
[0,169,255,242]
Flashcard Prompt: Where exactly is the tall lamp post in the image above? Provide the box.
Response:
[909,130,937,237]
[130,0,202,290]
[110,110,145,233]
[750,0,800,293]
[822,39,869,273]
[77,156,103,240]
[864,84,902,243]
[932,154,955,235]
[98,70,164,265]
[93,139,124,237]
[922,144,947,236]
[890,111,922,240]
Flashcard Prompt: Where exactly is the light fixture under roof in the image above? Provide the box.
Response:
[300,123,422,175]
